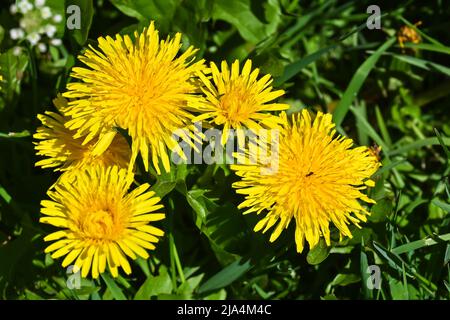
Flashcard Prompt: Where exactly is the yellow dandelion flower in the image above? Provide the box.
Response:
[34,96,131,171]
[231,110,380,253]
[63,21,206,174]
[193,60,289,146]
[40,165,166,278]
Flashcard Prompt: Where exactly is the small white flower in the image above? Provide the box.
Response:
[53,14,63,23]
[13,46,23,56]
[44,25,57,38]
[50,38,62,46]
[38,43,47,53]
[10,4,18,14]
[27,33,41,46]
[10,28,25,40]
[35,0,46,7]
[18,0,33,14]
[40,6,52,19]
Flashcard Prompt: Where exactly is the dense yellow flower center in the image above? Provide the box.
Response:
[218,86,256,125]
[80,209,120,240]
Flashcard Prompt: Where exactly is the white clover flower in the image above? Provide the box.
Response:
[27,33,41,46]
[44,25,57,38]
[35,0,46,7]
[53,14,63,23]
[38,43,47,53]
[50,38,62,46]
[10,4,18,14]
[13,46,23,56]
[10,28,25,40]
[18,0,33,14]
[40,6,52,19]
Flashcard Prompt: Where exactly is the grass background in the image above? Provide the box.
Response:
[0,0,449,300]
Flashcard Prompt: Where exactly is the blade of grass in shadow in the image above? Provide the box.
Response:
[375,106,392,147]
[198,258,252,294]
[274,44,338,86]
[333,38,396,127]
[350,106,390,151]
[273,16,388,87]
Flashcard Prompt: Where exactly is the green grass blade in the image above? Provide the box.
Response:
[101,274,127,300]
[397,43,450,55]
[388,137,450,156]
[350,106,389,151]
[198,258,252,294]
[375,106,392,147]
[274,44,338,86]
[333,38,396,127]
[392,233,450,255]
[390,53,450,77]
[372,159,406,177]
[0,130,30,139]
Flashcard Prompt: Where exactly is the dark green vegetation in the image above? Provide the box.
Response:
[0,0,449,300]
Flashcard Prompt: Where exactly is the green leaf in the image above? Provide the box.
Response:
[369,198,393,222]
[111,0,181,32]
[65,0,94,45]
[150,163,188,198]
[432,199,450,213]
[306,239,330,265]
[203,202,250,255]
[333,38,396,127]
[186,189,218,229]
[134,266,173,300]
[177,273,204,296]
[329,273,361,287]
[212,0,279,44]
[203,288,227,300]
[388,277,409,300]
[101,274,127,300]
[198,258,252,294]
[0,48,29,103]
